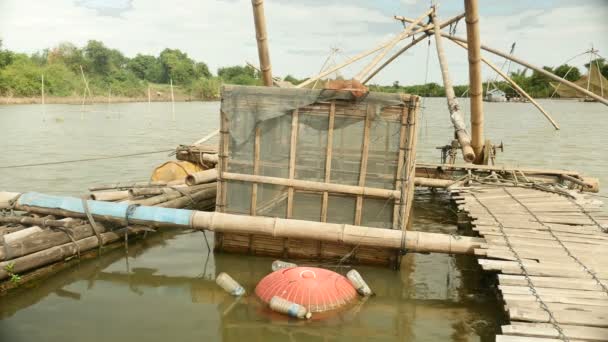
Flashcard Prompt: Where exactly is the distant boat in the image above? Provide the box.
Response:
[484,88,507,102]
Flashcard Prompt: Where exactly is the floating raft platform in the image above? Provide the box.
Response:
[452,185,608,341]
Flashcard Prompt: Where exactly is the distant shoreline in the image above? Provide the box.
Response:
[0,95,582,105]
[0,95,219,105]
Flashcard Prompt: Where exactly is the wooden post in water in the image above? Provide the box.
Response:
[251,0,273,86]
[464,0,484,163]
[430,8,475,162]
[41,74,45,118]
[170,78,175,121]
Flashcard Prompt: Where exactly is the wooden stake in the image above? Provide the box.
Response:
[464,0,484,162]
[450,40,560,130]
[170,78,176,121]
[79,65,91,119]
[251,0,273,86]
[430,8,475,162]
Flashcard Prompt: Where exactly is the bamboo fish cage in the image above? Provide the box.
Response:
[214,85,420,266]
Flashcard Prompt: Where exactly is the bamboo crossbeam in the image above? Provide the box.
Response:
[221,172,401,199]
[396,15,608,106]
[464,0,484,161]
[450,40,560,130]
[430,8,475,162]
[12,193,484,258]
[363,13,466,84]
[354,7,434,81]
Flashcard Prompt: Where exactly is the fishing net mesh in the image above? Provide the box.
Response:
[219,85,417,229]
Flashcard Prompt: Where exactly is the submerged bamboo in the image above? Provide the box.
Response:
[251,0,273,86]
[430,9,475,162]
[0,226,147,281]
[464,0,484,162]
[450,40,560,130]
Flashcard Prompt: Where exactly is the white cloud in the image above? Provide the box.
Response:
[0,0,606,85]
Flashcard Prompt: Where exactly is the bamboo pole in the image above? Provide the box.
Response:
[185,169,218,186]
[463,0,484,162]
[354,8,435,81]
[0,226,148,281]
[222,172,400,199]
[12,193,484,258]
[297,14,436,89]
[429,8,475,162]
[250,126,261,215]
[354,105,373,225]
[450,40,560,130]
[320,101,335,222]
[191,129,220,146]
[251,0,273,86]
[89,181,167,191]
[89,190,130,201]
[170,78,176,121]
[395,17,608,106]
[0,216,80,229]
[363,13,465,84]
[286,110,299,218]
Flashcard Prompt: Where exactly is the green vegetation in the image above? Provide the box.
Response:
[1,39,607,101]
[3,262,21,284]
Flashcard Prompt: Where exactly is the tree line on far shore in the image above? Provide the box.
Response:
[1,39,606,100]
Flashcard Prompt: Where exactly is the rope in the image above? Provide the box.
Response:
[81,198,103,253]
[470,191,569,342]
[123,204,141,254]
[0,149,174,169]
[502,187,608,295]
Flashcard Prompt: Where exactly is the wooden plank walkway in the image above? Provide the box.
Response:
[452,185,608,341]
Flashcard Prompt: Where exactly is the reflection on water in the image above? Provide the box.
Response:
[0,192,499,342]
[0,99,606,341]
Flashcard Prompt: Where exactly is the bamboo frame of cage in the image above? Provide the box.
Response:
[215,88,420,266]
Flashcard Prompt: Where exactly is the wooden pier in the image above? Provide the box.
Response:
[452,185,608,341]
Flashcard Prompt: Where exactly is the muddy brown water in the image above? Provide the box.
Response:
[0,99,606,341]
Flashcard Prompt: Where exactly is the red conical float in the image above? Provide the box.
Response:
[255,266,357,312]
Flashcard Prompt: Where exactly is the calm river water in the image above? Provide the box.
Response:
[0,99,606,341]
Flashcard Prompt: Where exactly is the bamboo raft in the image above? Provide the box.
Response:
[452,185,608,341]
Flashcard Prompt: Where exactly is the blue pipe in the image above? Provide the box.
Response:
[17,192,193,226]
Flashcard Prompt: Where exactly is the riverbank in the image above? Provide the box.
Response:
[0,95,219,105]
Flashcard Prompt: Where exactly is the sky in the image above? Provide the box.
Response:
[0,0,607,85]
